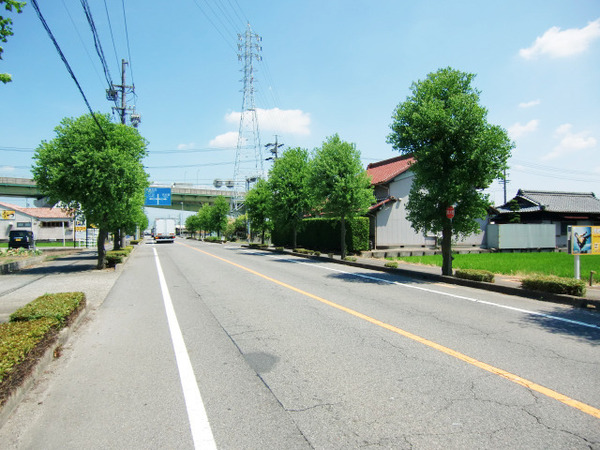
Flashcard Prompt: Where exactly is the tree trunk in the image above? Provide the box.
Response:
[441,222,453,276]
[113,230,121,251]
[97,228,108,269]
[292,223,297,250]
[340,216,347,260]
[261,229,265,245]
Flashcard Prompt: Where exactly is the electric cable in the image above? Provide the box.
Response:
[30,0,107,138]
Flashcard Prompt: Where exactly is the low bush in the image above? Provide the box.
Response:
[344,256,357,262]
[313,251,321,256]
[521,275,586,297]
[455,269,495,283]
[129,239,141,245]
[248,243,268,249]
[275,247,284,252]
[0,318,58,384]
[106,253,123,267]
[10,292,85,325]
[204,236,223,243]
[384,261,399,269]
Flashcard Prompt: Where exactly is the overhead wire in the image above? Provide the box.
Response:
[30,0,107,138]
[79,0,113,89]
[102,0,120,72]
[121,0,136,104]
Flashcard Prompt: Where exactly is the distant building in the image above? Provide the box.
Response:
[0,201,75,242]
[491,190,600,247]
[366,155,486,249]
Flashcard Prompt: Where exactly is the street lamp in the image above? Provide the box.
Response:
[180,201,184,236]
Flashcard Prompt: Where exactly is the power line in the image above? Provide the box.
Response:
[103,0,121,71]
[30,0,107,138]
[121,0,136,96]
[80,0,114,89]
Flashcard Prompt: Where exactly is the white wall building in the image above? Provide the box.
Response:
[0,201,75,243]
[366,155,486,249]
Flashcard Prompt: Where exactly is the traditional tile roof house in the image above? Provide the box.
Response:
[365,154,485,249]
[491,190,600,247]
[0,201,75,242]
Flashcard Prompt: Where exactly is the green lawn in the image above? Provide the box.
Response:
[0,242,78,248]
[388,252,600,282]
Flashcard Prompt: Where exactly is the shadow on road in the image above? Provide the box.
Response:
[12,252,100,276]
[522,308,600,345]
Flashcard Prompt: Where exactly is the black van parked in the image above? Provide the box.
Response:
[8,230,35,249]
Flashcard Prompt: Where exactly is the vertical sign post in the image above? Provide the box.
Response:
[569,226,600,280]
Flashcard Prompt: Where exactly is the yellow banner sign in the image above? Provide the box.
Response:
[571,226,600,255]
[1,210,15,220]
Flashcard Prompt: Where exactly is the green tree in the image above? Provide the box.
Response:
[185,213,201,239]
[245,178,271,244]
[196,203,212,239]
[32,113,148,268]
[1,0,25,84]
[268,147,312,249]
[209,196,230,237]
[225,214,247,241]
[309,134,374,259]
[387,67,513,275]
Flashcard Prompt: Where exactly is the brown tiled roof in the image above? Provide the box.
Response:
[0,201,73,219]
[366,154,414,185]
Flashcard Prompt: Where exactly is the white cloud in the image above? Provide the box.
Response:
[209,131,241,148]
[177,142,197,150]
[225,107,311,136]
[542,123,597,160]
[519,18,600,59]
[518,99,541,108]
[508,119,539,139]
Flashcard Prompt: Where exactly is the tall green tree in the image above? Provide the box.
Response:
[185,213,201,239]
[209,196,230,237]
[309,134,374,259]
[244,178,271,244]
[268,147,312,249]
[33,113,148,268]
[387,67,513,275]
[1,0,25,84]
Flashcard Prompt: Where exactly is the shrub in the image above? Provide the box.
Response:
[0,318,58,383]
[313,251,321,256]
[455,269,495,283]
[129,239,141,245]
[10,292,85,325]
[106,253,123,267]
[384,261,399,269]
[275,247,284,252]
[344,256,357,262]
[204,236,223,243]
[521,275,586,297]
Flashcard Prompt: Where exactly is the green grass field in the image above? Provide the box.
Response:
[388,252,600,282]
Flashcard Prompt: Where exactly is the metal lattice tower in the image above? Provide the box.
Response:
[233,23,264,211]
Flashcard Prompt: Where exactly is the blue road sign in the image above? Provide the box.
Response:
[145,187,172,206]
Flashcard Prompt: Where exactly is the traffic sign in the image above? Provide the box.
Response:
[446,206,455,219]
[145,187,172,206]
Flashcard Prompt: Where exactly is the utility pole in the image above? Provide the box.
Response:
[106,59,141,128]
[232,23,263,212]
[501,168,509,204]
[265,135,283,161]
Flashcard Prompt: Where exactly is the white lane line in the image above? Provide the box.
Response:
[259,252,600,331]
[153,248,217,450]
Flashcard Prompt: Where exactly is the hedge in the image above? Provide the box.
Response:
[455,269,495,283]
[273,216,369,253]
[10,292,85,325]
[521,275,586,297]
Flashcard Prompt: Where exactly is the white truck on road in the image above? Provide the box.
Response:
[152,218,176,243]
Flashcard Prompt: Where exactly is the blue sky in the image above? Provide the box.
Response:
[1,0,599,211]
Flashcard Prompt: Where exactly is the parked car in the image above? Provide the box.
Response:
[8,230,35,249]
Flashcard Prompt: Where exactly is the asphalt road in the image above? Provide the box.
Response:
[1,240,599,449]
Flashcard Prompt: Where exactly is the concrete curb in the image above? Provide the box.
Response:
[0,255,46,274]
[0,301,89,429]
[254,247,600,310]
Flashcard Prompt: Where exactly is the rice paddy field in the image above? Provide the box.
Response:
[388,252,600,283]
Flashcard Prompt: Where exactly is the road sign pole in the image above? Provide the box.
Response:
[574,255,580,280]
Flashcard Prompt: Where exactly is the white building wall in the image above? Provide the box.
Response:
[0,205,74,241]
[373,172,487,248]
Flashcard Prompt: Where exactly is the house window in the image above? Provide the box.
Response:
[16,222,32,228]
[40,221,70,228]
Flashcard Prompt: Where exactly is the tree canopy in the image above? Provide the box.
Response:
[32,113,148,268]
[309,134,374,258]
[0,0,25,84]
[267,146,312,249]
[387,67,513,274]
[244,178,271,243]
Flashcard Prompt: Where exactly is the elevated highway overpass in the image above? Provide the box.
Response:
[0,177,237,211]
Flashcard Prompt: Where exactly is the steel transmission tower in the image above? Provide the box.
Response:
[233,24,263,211]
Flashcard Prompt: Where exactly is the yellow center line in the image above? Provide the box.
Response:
[179,242,600,420]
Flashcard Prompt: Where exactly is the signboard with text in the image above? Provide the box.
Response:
[570,226,600,255]
[1,210,15,220]
[145,187,172,206]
